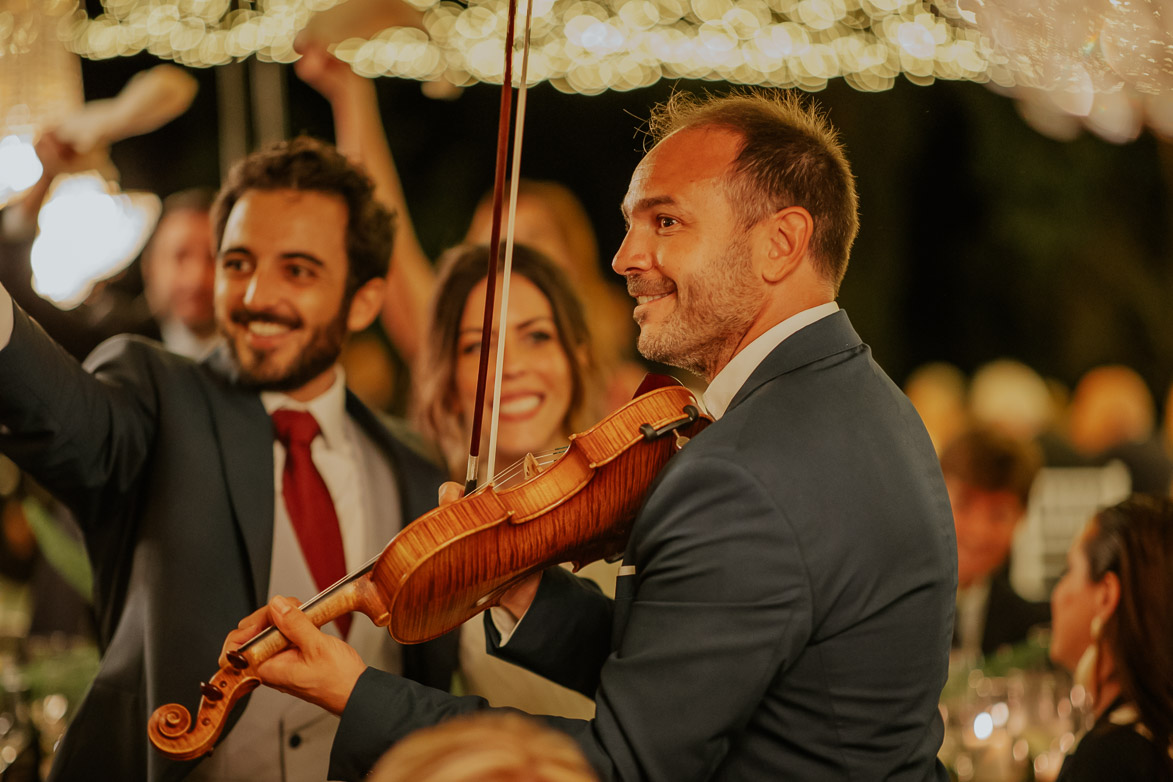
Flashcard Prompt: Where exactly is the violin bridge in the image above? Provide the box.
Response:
[523,452,542,479]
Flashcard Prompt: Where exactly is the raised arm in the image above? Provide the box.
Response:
[293,39,435,366]
[0,290,157,524]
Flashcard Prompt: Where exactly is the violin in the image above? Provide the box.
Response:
[147,374,710,760]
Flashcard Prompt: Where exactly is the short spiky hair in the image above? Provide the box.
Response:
[212,136,394,295]
[647,90,859,291]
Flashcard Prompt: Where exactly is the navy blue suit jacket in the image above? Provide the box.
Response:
[0,305,454,782]
[330,310,956,781]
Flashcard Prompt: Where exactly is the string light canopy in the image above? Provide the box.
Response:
[53,0,988,94]
[20,0,1173,131]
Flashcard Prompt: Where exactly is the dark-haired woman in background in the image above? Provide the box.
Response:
[1049,495,1173,781]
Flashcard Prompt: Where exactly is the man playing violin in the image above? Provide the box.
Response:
[0,137,456,782]
[227,91,956,781]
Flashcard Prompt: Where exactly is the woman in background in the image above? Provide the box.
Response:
[414,242,615,720]
[415,243,599,479]
[1049,494,1173,781]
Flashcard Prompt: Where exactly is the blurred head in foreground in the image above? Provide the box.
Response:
[369,712,599,782]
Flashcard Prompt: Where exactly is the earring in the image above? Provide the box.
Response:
[1074,615,1104,702]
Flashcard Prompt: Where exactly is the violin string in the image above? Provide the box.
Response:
[492,449,559,486]
[492,445,568,487]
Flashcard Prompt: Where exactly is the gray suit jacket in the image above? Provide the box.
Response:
[0,305,455,782]
[330,310,956,781]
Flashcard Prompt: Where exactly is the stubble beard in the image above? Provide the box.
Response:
[222,297,351,393]
[634,238,763,380]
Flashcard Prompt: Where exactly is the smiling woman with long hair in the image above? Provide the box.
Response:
[414,243,599,481]
[412,242,613,719]
[1049,494,1173,781]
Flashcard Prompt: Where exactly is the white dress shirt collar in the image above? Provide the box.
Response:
[702,302,839,420]
[260,366,349,450]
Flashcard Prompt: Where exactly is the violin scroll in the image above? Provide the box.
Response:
[147,657,262,761]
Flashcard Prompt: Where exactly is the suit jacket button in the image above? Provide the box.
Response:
[289,733,301,748]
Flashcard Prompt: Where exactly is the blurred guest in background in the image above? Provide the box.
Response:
[904,361,968,454]
[368,712,599,782]
[414,242,611,719]
[1049,495,1173,781]
[1067,365,1173,495]
[941,425,1049,658]
[970,359,1079,466]
[970,360,1053,443]
[140,187,219,359]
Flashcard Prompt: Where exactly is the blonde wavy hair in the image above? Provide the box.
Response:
[369,712,599,782]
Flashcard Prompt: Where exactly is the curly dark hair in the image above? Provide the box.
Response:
[647,90,858,292]
[211,136,394,296]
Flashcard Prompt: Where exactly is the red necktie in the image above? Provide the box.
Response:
[271,409,351,639]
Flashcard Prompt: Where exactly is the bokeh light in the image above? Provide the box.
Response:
[0,0,1157,137]
[30,173,161,309]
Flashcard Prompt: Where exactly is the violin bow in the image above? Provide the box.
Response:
[464,0,536,492]
[486,0,536,484]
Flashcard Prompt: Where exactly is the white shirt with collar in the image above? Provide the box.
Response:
[492,301,840,643]
[701,301,839,420]
[189,367,406,782]
[260,370,372,580]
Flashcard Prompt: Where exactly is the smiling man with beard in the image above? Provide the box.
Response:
[217,91,957,782]
[0,136,457,782]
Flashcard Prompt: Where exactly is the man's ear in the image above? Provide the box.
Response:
[346,277,387,332]
[760,206,813,284]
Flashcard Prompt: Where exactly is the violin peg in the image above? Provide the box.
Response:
[200,681,225,702]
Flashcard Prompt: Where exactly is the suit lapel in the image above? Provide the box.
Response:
[345,393,443,523]
[202,347,275,607]
[726,309,863,414]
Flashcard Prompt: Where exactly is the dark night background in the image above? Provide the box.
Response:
[80,52,1173,403]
